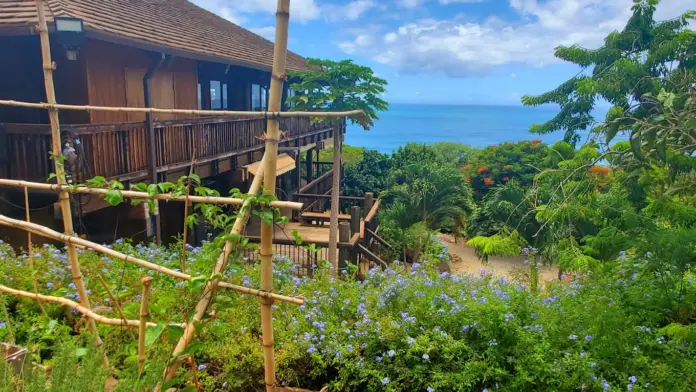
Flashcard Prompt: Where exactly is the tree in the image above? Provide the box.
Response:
[522,0,695,147]
[287,58,388,130]
[287,58,388,271]
[343,149,391,197]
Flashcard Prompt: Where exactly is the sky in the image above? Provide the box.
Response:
[191,0,694,106]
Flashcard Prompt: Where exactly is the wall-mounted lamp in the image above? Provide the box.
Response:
[54,17,85,61]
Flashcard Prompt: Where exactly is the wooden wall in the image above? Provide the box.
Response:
[82,40,198,123]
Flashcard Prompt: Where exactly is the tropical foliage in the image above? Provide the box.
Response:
[287,58,388,130]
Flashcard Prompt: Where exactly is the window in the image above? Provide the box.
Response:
[251,84,268,111]
[286,88,296,108]
[222,83,228,109]
[210,80,222,110]
[197,83,202,109]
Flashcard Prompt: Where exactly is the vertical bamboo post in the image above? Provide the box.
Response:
[34,0,108,369]
[138,277,153,375]
[24,187,47,316]
[259,1,291,390]
[0,292,15,344]
[327,120,342,270]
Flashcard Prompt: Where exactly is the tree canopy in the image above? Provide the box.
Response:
[287,58,388,130]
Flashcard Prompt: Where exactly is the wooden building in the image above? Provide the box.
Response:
[0,0,341,244]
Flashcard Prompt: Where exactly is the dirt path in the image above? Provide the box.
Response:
[439,233,558,283]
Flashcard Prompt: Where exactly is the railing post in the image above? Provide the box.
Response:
[338,222,350,271]
[305,148,313,184]
[350,206,361,237]
[364,192,374,218]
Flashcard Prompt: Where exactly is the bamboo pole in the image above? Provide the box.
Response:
[0,99,364,119]
[96,274,132,332]
[34,0,107,368]
[0,214,304,305]
[0,284,183,328]
[162,155,269,383]
[327,121,342,271]
[259,1,291,390]
[24,186,47,316]
[0,179,302,210]
[0,291,15,344]
[138,277,153,375]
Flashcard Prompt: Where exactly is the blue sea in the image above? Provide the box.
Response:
[345,103,571,153]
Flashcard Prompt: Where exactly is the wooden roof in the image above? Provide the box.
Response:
[0,0,309,72]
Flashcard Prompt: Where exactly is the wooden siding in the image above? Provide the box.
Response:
[83,39,198,123]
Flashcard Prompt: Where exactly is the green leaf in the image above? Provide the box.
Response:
[105,189,124,206]
[291,229,303,245]
[145,324,166,346]
[74,348,89,357]
[630,130,645,160]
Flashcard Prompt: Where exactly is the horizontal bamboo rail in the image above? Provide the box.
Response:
[0,100,364,120]
[0,215,304,305]
[0,179,303,210]
[0,284,184,328]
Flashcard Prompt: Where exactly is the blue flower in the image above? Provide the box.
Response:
[602,380,610,391]
[387,350,395,358]
[489,339,497,346]
[627,384,633,391]
[0,322,5,328]
[376,356,383,362]
[197,364,207,371]
[628,376,637,384]
[46,282,54,289]
[504,313,514,322]
[407,336,415,345]
[381,378,389,386]
[427,387,434,392]
[422,353,429,360]
[585,335,593,342]
[569,334,578,340]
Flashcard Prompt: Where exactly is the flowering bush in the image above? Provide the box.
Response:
[1,240,695,391]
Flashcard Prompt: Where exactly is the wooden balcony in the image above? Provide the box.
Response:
[0,116,334,183]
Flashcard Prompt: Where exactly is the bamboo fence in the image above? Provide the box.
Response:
[0,179,303,210]
[0,0,359,389]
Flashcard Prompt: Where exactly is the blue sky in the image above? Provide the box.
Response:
[192,0,693,106]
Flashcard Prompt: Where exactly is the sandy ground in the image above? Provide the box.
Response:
[439,233,558,283]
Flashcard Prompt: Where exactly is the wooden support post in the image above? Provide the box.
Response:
[34,0,108,369]
[327,121,342,271]
[138,277,153,375]
[143,54,165,245]
[350,206,361,237]
[364,192,374,218]
[305,148,313,184]
[338,222,350,270]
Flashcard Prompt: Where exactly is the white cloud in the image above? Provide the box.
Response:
[322,0,377,22]
[399,0,487,8]
[191,0,320,23]
[340,0,694,77]
[251,26,276,40]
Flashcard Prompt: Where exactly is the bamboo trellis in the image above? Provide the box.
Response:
[0,0,362,390]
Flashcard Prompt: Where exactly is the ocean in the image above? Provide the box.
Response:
[344,103,567,153]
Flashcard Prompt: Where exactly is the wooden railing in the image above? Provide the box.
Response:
[0,117,328,183]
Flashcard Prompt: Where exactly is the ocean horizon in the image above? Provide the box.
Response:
[345,103,599,153]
